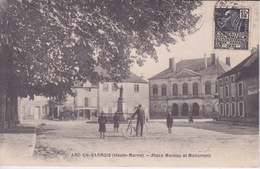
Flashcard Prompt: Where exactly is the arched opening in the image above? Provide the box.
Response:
[182,83,188,95]
[172,83,178,96]
[192,103,200,116]
[205,81,211,94]
[171,103,179,116]
[181,103,189,116]
[161,84,167,96]
[152,85,158,95]
[192,82,198,95]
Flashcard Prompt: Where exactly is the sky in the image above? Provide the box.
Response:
[131,1,259,80]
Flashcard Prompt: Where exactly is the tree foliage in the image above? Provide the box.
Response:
[1,0,202,99]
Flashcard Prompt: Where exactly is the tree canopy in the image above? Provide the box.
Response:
[1,0,202,99]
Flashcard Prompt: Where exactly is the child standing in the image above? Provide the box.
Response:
[166,112,173,134]
[113,112,120,132]
[98,112,107,139]
[188,112,193,123]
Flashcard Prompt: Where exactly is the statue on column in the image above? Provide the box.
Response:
[119,85,123,99]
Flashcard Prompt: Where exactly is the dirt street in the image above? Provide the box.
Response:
[31,120,259,167]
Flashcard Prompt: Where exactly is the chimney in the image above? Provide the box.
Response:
[226,57,231,66]
[204,54,207,69]
[210,53,216,65]
[169,57,175,71]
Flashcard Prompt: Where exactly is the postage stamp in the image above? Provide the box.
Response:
[214,7,249,50]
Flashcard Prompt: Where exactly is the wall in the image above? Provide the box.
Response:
[99,82,149,119]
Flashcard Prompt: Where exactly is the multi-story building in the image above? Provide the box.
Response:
[149,54,231,119]
[217,47,259,123]
[19,71,149,121]
[99,72,149,120]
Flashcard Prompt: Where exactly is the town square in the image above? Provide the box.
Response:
[0,0,259,168]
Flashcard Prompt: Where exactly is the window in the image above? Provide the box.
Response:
[152,85,158,95]
[103,83,109,91]
[225,77,229,83]
[231,102,236,116]
[172,83,178,96]
[134,84,139,93]
[192,82,198,95]
[215,83,218,93]
[205,81,211,94]
[84,88,91,92]
[84,97,89,107]
[219,79,222,85]
[225,85,229,97]
[112,83,117,91]
[225,103,230,116]
[238,101,244,117]
[182,83,188,95]
[238,82,243,96]
[161,84,167,96]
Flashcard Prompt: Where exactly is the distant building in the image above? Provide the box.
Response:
[18,96,50,120]
[217,47,259,123]
[19,72,149,121]
[149,54,231,119]
[98,72,149,120]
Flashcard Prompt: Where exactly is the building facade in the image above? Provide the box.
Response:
[149,54,231,119]
[217,48,259,123]
[19,72,149,121]
[99,72,149,120]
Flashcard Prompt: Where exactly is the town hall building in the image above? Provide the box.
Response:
[149,54,231,119]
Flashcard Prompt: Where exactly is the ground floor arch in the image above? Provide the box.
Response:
[181,103,189,116]
[171,103,179,116]
[192,103,200,116]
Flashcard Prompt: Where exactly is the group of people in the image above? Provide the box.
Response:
[98,104,145,139]
[98,104,194,138]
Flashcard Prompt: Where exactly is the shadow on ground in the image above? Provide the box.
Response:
[0,125,36,134]
[173,121,259,135]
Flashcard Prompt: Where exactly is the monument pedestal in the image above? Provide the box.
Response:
[117,98,126,122]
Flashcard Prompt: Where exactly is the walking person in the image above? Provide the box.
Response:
[166,112,173,134]
[131,104,145,137]
[98,111,107,139]
[188,112,193,123]
[113,112,120,132]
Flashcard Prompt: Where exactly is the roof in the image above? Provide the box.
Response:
[176,57,214,72]
[121,72,148,84]
[149,57,231,80]
[198,59,231,75]
[95,66,148,84]
[218,50,259,79]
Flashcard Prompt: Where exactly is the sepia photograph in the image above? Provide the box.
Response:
[0,0,259,168]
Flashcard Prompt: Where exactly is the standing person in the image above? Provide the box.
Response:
[188,112,193,123]
[98,111,107,139]
[113,112,120,132]
[166,112,173,134]
[131,104,145,137]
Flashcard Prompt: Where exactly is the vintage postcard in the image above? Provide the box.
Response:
[0,0,259,168]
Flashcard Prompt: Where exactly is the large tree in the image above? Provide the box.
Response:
[1,0,202,99]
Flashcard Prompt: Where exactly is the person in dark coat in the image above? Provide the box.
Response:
[98,111,107,139]
[113,112,120,132]
[188,112,193,123]
[131,104,145,137]
[166,112,174,134]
